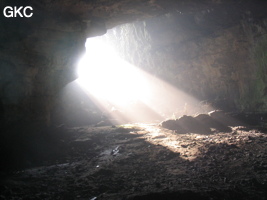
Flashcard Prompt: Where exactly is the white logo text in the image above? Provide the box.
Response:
[3,6,33,18]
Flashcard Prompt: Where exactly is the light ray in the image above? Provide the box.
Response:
[76,34,214,124]
[77,37,151,108]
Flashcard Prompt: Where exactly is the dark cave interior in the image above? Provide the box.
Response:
[1,0,267,199]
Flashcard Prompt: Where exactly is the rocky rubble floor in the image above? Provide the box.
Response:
[0,122,267,200]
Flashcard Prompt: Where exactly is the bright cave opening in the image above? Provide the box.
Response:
[71,23,214,126]
[76,37,151,108]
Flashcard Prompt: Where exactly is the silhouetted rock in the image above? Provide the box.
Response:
[161,115,212,134]
[209,110,242,127]
[161,119,177,130]
[176,115,212,134]
[195,113,231,132]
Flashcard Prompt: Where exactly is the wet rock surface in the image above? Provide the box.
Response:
[0,117,267,199]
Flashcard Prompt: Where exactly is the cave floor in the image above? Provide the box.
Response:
[1,123,267,200]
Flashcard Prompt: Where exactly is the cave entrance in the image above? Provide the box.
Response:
[56,21,214,127]
[76,35,162,125]
[76,37,152,117]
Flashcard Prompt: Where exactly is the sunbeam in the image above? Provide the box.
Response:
[75,31,214,124]
[77,37,151,108]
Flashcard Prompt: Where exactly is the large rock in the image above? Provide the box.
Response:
[161,115,212,134]
[161,111,244,133]
[208,110,243,127]
[176,115,212,134]
[195,113,231,132]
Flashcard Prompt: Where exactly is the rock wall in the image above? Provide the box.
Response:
[106,11,267,112]
[0,16,86,126]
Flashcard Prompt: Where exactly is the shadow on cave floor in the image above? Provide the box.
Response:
[0,120,267,200]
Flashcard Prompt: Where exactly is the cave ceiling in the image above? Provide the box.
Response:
[2,0,267,29]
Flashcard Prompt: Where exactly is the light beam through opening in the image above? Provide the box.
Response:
[76,33,214,124]
[77,37,151,108]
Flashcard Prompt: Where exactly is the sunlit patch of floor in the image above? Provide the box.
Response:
[128,123,267,162]
[133,123,201,160]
